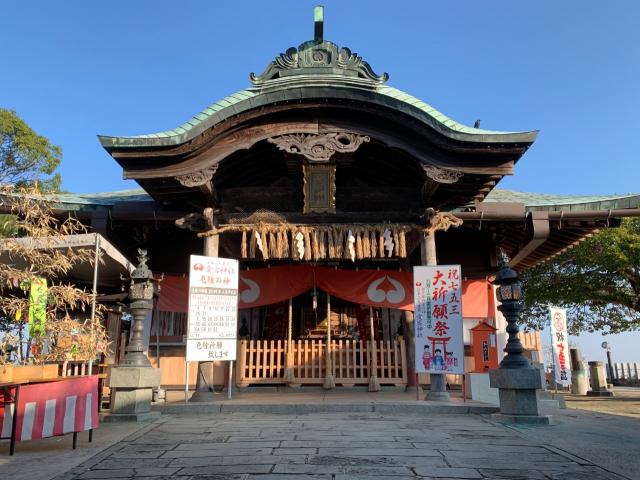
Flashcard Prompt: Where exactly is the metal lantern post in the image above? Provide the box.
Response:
[493,262,530,370]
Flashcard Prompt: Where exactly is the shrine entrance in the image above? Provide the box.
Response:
[236,288,408,388]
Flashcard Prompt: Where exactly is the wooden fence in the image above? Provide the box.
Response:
[237,338,407,387]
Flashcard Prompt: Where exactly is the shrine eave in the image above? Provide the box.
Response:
[97,85,538,152]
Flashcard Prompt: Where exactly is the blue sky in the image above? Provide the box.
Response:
[2,1,640,361]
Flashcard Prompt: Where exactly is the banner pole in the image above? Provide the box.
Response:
[185,361,189,404]
[549,309,557,393]
[88,234,100,374]
[228,360,233,400]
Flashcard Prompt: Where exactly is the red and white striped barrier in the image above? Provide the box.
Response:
[1,376,98,444]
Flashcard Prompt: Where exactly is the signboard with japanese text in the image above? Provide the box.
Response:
[186,255,239,362]
[550,307,571,386]
[414,265,464,374]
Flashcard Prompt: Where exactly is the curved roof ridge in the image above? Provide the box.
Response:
[485,188,640,209]
[99,82,537,149]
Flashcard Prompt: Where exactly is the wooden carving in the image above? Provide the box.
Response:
[423,165,464,184]
[175,166,218,187]
[268,132,369,162]
[250,41,388,85]
[303,163,336,214]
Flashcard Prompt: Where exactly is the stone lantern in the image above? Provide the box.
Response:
[106,249,161,422]
[489,255,550,424]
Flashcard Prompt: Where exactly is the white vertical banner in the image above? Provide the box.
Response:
[186,255,239,362]
[413,265,464,374]
[550,307,571,386]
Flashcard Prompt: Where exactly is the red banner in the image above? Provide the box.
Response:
[0,376,99,442]
[238,265,315,309]
[157,265,492,316]
[316,267,413,311]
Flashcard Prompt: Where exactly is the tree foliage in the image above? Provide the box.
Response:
[521,218,640,334]
[0,186,108,364]
[0,108,61,191]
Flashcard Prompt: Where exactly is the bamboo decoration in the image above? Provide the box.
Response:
[334,229,344,258]
[318,230,326,259]
[241,230,247,258]
[207,222,430,261]
[327,229,336,258]
[393,230,401,257]
[261,231,269,260]
[363,231,371,258]
[303,229,312,260]
[368,306,381,392]
[398,230,407,258]
[323,293,336,389]
[269,232,278,258]
[249,230,257,258]
[283,297,295,383]
[355,231,364,259]
[370,230,377,258]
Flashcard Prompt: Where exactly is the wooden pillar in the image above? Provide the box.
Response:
[368,306,380,391]
[283,298,295,383]
[323,293,335,389]
[192,208,220,401]
[422,231,451,401]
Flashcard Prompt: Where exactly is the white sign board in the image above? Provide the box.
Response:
[550,307,571,386]
[186,255,239,362]
[414,265,464,374]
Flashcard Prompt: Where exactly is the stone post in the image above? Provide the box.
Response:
[106,249,161,422]
[569,348,589,395]
[587,361,614,397]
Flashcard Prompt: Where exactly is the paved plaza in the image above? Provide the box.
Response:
[3,388,640,480]
[44,410,634,480]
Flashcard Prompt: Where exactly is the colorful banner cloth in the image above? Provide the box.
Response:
[550,307,572,386]
[28,277,48,337]
[414,265,464,374]
[0,376,99,442]
[157,265,493,316]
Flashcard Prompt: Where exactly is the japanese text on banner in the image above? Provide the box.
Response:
[186,255,239,362]
[550,307,572,386]
[413,265,464,374]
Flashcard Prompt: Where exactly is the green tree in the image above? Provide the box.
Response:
[0,108,61,191]
[0,108,62,237]
[521,218,640,334]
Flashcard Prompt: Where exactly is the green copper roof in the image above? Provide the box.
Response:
[99,35,537,150]
[45,188,640,214]
[99,84,534,149]
[54,189,153,205]
[484,189,640,212]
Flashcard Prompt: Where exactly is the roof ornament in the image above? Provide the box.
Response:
[268,132,370,162]
[422,164,464,184]
[314,5,324,42]
[174,165,218,187]
[250,6,388,87]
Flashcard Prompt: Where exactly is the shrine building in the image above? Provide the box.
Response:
[47,8,640,392]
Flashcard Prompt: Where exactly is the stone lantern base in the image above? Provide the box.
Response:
[103,367,161,422]
[489,367,552,425]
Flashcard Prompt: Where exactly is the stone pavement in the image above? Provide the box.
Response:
[0,421,146,480]
[49,411,631,480]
